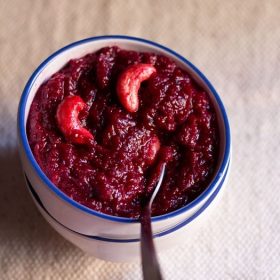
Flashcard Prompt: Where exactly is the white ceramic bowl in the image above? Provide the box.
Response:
[18,35,231,262]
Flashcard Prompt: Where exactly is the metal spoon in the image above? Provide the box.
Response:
[140,163,166,280]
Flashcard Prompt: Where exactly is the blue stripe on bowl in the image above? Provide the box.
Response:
[25,161,229,243]
[18,35,231,223]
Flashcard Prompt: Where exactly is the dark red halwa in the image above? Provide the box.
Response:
[27,47,219,218]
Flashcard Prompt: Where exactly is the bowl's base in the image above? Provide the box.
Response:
[27,171,228,262]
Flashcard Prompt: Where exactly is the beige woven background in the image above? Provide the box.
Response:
[1,0,280,279]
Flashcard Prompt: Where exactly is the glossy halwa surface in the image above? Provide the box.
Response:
[27,47,219,218]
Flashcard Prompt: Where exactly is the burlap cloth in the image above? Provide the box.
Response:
[0,0,279,279]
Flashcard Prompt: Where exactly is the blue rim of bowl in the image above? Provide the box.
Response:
[26,161,229,242]
[18,35,231,223]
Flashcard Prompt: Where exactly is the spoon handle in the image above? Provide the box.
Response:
[140,163,166,280]
[140,204,163,280]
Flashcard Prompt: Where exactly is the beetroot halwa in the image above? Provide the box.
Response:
[27,47,219,218]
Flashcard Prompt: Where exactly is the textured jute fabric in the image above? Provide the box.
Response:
[0,0,280,279]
